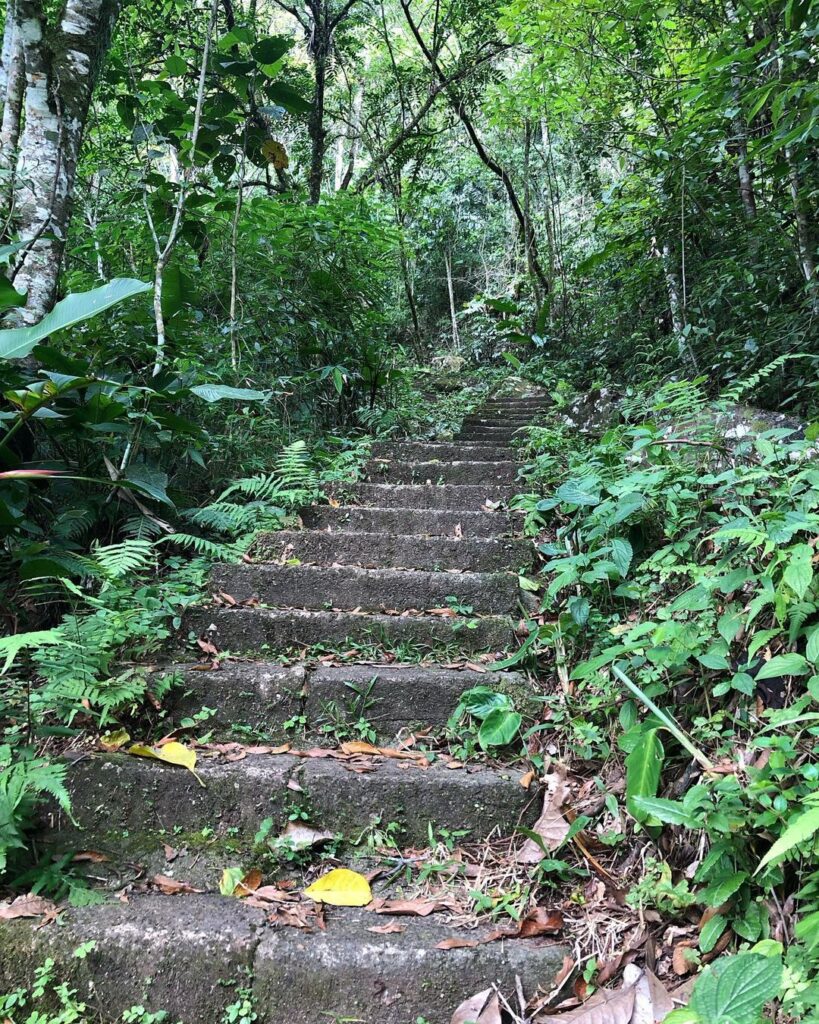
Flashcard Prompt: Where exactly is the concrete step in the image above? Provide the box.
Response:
[210,563,521,615]
[0,896,567,1024]
[349,483,514,510]
[365,460,520,486]
[370,441,512,462]
[40,749,537,867]
[301,506,514,538]
[250,530,533,572]
[166,661,531,742]
[456,430,527,443]
[185,606,517,656]
[462,414,542,426]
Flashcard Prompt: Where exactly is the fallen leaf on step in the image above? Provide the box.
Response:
[72,850,108,863]
[151,874,203,895]
[99,728,130,751]
[367,922,406,934]
[127,740,204,787]
[451,989,502,1024]
[520,770,535,789]
[518,769,571,863]
[234,867,263,895]
[0,894,58,920]
[279,822,334,850]
[534,980,636,1022]
[370,897,453,917]
[303,867,372,906]
[437,906,563,949]
[248,885,300,904]
[164,844,178,862]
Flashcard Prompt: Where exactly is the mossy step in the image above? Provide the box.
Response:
[365,459,520,486]
[210,563,523,615]
[184,606,517,656]
[250,530,533,572]
[0,895,568,1024]
[164,660,532,742]
[38,751,538,871]
[301,506,515,538]
[348,483,515,510]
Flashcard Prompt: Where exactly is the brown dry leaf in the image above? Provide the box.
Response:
[72,850,108,863]
[248,885,300,904]
[428,606,457,617]
[438,907,563,950]
[371,898,452,917]
[519,770,570,864]
[367,922,406,935]
[672,942,698,976]
[164,844,179,862]
[0,894,58,920]
[520,770,536,789]
[99,728,130,752]
[151,874,203,895]
[451,989,502,1024]
[235,868,263,896]
[534,982,636,1023]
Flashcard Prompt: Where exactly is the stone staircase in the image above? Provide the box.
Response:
[0,391,567,1023]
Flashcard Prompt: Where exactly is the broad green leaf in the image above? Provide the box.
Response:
[783,543,813,599]
[0,279,151,361]
[755,806,819,872]
[567,595,589,626]
[806,628,819,665]
[699,871,748,907]
[689,953,782,1024]
[625,728,664,822]
[755,652,809,680]
[630,796,694,827]
[699,914,727,953]
[461,686,510,719]
[0,277,25,310]
[265,81,312,114]
[190,384,270,403]
[609,537,633,577]
[478,708,522,748]
[555,478,601,506]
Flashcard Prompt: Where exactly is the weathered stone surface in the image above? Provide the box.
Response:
[0,896,265,1023]
[210,563,520,615]
[38,752,536,864]
[301,505,514,538]
[253,907,567,1024]
[306,663,531,739]
[370,441,512,462]
[366,459,520,485]
[250,529,533,572]
[162,662,530,743]
[185,606,517,655]
[0,897,568,1024]
[299,756,537,840]
[165,661,305,732]
[349,483,515,510]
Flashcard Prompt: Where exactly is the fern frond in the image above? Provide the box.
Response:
[91,539,154,579]
[159,533,237,560]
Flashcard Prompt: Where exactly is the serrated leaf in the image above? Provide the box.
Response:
[699,914,727,954]
[630,796,694,826]
[783,543,813,599]
[609,537,633,577]
[699,871,748,907]
[689,952,782,1024]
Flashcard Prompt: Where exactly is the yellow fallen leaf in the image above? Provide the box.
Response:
[100,728,130,752]
[303,867,372,906]
[127,741,205,787]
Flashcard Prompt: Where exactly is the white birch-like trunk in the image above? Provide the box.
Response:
[5,0,121,328]
[786,146,819,311]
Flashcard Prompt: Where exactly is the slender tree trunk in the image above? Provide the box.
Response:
[0,1,24,225]
[660,240,697,371]
[6,0,121,326]
[339,77,364,190]
[307,41,328,204]
[444,249,459,348]
[786,146,819,310]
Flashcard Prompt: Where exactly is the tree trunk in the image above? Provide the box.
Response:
[306,1,330,206]
[786,146,819,310]
[0,0,24,222]
[6,0,121,325]
[444,249,459,348]
[660,240,697,371]
[339,77,364,190]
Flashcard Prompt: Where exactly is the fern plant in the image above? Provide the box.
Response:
[0,745,70,876]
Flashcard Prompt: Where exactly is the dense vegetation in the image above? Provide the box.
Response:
[1,0,818,1020]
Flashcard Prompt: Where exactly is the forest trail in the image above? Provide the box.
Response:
[0,390,568,1023]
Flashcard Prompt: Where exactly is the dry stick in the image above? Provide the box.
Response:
[398,0,549,294]
[149,0,219,377]
[229,122,249,371]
